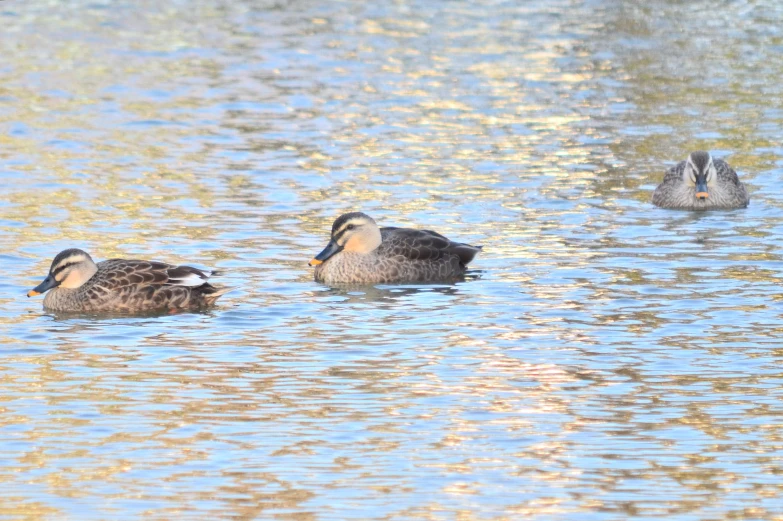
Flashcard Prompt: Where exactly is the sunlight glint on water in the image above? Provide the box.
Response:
[1,0,783,519]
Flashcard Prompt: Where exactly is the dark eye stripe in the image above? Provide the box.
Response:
[53,262,75,275]
[333,223,360,241]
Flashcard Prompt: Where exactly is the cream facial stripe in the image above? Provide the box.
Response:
[332,219,364,241]
[52,254,86,277]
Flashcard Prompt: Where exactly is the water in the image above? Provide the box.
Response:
[2,0,783,519]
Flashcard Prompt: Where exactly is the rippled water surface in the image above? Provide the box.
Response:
[2,0,783,519]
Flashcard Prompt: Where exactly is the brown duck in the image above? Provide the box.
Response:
[308,212,482,284]
[27,248,231,313]
[652,151,749,210]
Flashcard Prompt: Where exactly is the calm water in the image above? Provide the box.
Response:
[2,0,783,519]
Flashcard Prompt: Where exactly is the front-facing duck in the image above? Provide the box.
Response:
[652,151,749,210]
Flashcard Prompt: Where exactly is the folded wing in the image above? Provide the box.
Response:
[381,228,482,267]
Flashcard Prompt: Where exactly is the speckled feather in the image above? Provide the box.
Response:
[652,158,749,210]
[42,259,228,313]
[314,227,481,284]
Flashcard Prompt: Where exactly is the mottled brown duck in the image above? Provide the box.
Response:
[27,248,230,313]
[652,151,749,210]
[308,212,481,284]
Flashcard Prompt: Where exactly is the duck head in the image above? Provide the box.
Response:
[28,248,98,297]
[683,151,717,201]
[309,212,382,266]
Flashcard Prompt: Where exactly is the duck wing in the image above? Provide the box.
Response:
[660,160,686,186]
[380,228,482,267]
[87,259,227,310]
[96,259,213,290]
[714,159,742,186]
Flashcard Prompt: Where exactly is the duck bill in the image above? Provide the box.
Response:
[27,274,59,297]
[695,180,709,200]
[309,240,343,267]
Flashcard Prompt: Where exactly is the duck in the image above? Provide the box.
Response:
[27,248,231,313]
[308,212,482,284]
[652,151,749,210]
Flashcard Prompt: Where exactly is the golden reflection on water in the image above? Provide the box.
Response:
[1,0,783,519]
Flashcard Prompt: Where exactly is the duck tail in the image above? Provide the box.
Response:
[454,243,482,267]
[202,286,235,306]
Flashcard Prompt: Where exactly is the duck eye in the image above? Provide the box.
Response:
[346,224,355,231]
